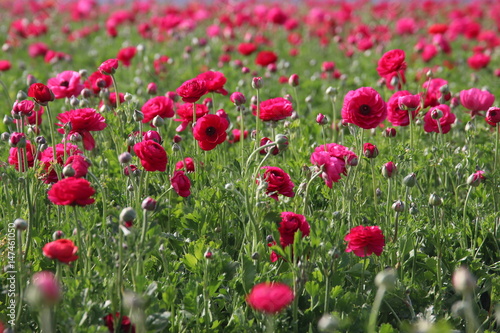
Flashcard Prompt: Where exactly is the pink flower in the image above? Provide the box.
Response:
[175,157,195,173]
[98,58,119,75]
[422,78,450,108]
[486,107,500,126]
[310,151,346,188]
[363,143,379,158]
[141,96,175,125]
[423,104,456,134]
[345,226,385,257]
[174,103,209,132]
[278,212,309,248]
[387,91,419,127]
[460,88,495,117]
[313,143,358,166]
[196,71,228,95]
[47,71,84,99]
[256,97,293,121]
[467,53,490,70]
[84,71,112,94]
[247,282,294,314]
[341,87,387,129]
[56,108,107,150]
[192,114,229,151]
[117,46,137,67]
[170,170,191,197]
[376,49,407,90]
[133,140,168,172]
[8,140,36,172]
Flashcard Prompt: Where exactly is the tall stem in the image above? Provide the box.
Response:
[367,286,386,333]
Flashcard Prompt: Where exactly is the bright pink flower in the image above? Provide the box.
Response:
[0,60,11,71]
[28,42,49,58]
[30,271,62,305]
[258,167,295,201]
[423,104,456,134]
[12,100,35,117]
[64,155,90,178]
[321,61,335,72]
[228,129,248,144]
[376,49,407,90]
[47,71,84,99]
[310,151,346,188]
[467,170,486,187]
[467,53,490,70]
[422,78,450,108]
[133,140,167,172]
[141,96,174,125]
[170,170,191,197]
[396,18,417,35]
[259,137,280,156]
[174,103,209,132]
[142,130,162,143]
[42,239,79,263]
[257,97,293,121]
[56,108,107,150]
[117,46,136,67]
[314,143,358,166]
[237,43,257,56]
[47,177,95,206]
[175,157,195,173]
[98,58,119,75]
[176,78,208,103]
[345,226,385,257]
[387,91,419,127]
[8,141,36,172]
[341,87,387,129]
[84,71,112,94]
[196,71,228,95]
[486,107,500,126]
[460,88,495,117]
[247,282,294,314]
[192,114,229,151]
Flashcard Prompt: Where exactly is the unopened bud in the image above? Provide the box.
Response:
[17,90,28,101]
[62,165,75,177]
[288,74,299,87]
[119,152,132,164]
[325,86,337,96]
[52,230,64,240]
[251,77,263,89]
[152,115,165,127]
[375,267,397,290]
[124,93,133,101]
[431,109,443,119]
[141,197,157,211]
[120,207,136,223]
[316,113,328,125]
[69,96,79,107]
[318,314,339,333]
[403,173,416,187]
[428,193,442,206]
[275,134,289,151]
[133,109,144,122]
[452,266,476,294]
[14,218,28,231]
[392,200,405,212]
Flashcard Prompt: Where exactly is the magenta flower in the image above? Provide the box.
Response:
[47,71,84,99]
[460,88,495,117]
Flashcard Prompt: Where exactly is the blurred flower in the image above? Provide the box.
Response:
[376,49,407,90]
[247,282,294,314]
[278,212,309,247]
[104,313,136,333]
[175,157,196,173]
[47,71,84,99]
[460,88,495,117]
[117,46,137,67]
[387,91,419,126]
[48,177,95,206]
[27,271,62,306]
[467,53,490,70]
[196,71,228,95]
[255,97,293,121]
[486,107,500,126]
[98,58,119,75]
[42,239,78,263]
[382,162,397,178]
[170,170,191,197]
[28,83,54,106]
[344,225,385,257]
[255,50,278,67]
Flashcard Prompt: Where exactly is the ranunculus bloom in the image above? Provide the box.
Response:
[30,271,62,305]
[106,92,125,108]
[64,155,90,178]
[56,108,107,150]
[398,94,421,110]
[104,313,136,333]
[376,49,407,90]
[258,167,295,201]
[12,100,35,118]
[84,71,113,94]
[142,130,162,143]
[467,170,486,187]
[237,43,257,56]
[170,170,191,197]
[174,103,209,132]
[341,87,387,129]
[47,71,84,99]
[278,212,309,248]
[255,50,278,67]
[344,225,385,257]
[192,114,229,151]
[28,42,49,58]
[486,107,500,126]
[141,96,175,125]
[422,78,450,108]
[43,239,79,263]
[228,129,248,144]
[247,282,294,314]
[0,60,11,71]
[387,91,419,127]
[39,143,82,184]
[133,140,168,172]
[467,53,490,70]
[98,58,119,75]
[117,46,137,67]
[314,143,358,166]
[196,71,228,95]
[310,151,346,188]
[423,104,456,134]
[230,92,246,106]
[460,88,495,117]
[8,140,36,172]
[381,161,397,178]
[259,137,280,156]
[28,83,55,106]
[48,177,95,206]
[176,78,208,103]
[175,157,195,173]
[257,97,293,121]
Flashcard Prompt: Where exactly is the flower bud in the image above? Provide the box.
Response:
[318,314,339,333]
[266,234,274,243]
[14,218,28,231]
[465,121,475,132]
[9,132,26,147]
[17,90,28,101]
[431,109,443,119]
[392,200,405,212]
[230,92,246,106]
[452,266,476,294]
[124,93,133,101]
[27,74,37,86]
[70,96,79,108]
[467,170,485,187]
[204,250,213,259]
[141,197,157,211]
[316,113,328,125]
[69,132,82,143]
[26,271,62,307]
[80,88,92,99]
[119,152,132,164]
[1,132,10,141]
[381,162,397,178]
[305,95,313,104]
[363,143,379,158]
[251,77,263,89]
[275,134,289,151]
[428,193,442,206]
[62,165,75,177]
[152,115,165,127]
[402,173,416,187]
[383,127,397,138]
[409,204,419,215]
[325,86,337,96]
[375,267,397,290]
[146,82,157,95]
[119,207,136,224]
[52,230,64,240]
[3,115,13,125]
[284,94,293,102]
[133,109,144,122]
[173,135,182,143]
[288,74,299,87]
[251,252,260,260]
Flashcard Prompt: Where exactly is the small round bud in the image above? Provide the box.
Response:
[27,74,38,86]
[383,127,397,138]
[402,173,416,187]
[152,115,165,127]
[124,93,133,101]
[316,113,328,125]
[80,88,92,99]
[363,143,379,158]
[204,250,213,259]
[251,252,260,260]
[172,143,181,152]
[147,82,157,95]
[452,266,476,294]
[325,86,337,96]
[133,109,144,122]
[375,267,397,290]
[69,132,82,143]
[409,204,419,215]
[251,77,263,89]
[118,152,132,164]
[120,207,136,223]
[381,162,397,178]
[318,314,339,333]
[17,90,28,101]
[428,193,442,206]
[1,132,10,141]
[14,218,28,231]
[305,95,313,103]
[224,183,235,191]
[69,96,79,107]
[467,170,485,187]
[392,200,405,212]
[266,235,274,243]
[62,165,75,177]
[465,121,475,132]
[173,135,182,143]
[141,197,157,211]
[275,134,289,151]
[53,230,65,240]
[431,109,443,119]
[3,115,14,125]
[288,74,299,87]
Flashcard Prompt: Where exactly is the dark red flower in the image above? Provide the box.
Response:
[48,177,95,206]
[259,137,279,156]
[170,170,191,197]
[387,91,419,127]
[196,71,228,95]
[28,83,55,106]
[8,140,36,172]
[141,96,174,125]
[174,103,209,132]
[486,107,500,126]
[341,87,387,129]
[56,108,107,151]
[192,114,229,151]
[255,50,278,67]
[175,157,195,173]
[258,167,295,201]
[278,212,309,248]
[133,140,168,172]
[42,239,78,263]
[247,282,294,314]
[103,313,136,333]
[363,143,379,158]
[176,78,208,103]
[344,226,385,257]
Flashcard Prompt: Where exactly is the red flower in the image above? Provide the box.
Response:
[363,143,379,158]
[467,53,490,70]
[175,157,195,173]
[42,239,78,263]
[174,103,209,132]
[117,46,136,67]
[28,83,55,106]
[85,71,112,94]
[153,55,170,75]
[192,114,229,151]
[247,282,294,314]
[258,167,295,201]
[133,140,168,172]
[170,170,191,197]
[228,129,248,144]
[486,107,500,126]
[39,143,82,184]
[104,313,136,333]
[141,96,174,125]
[0,60,11,71]
[237,43,257,56]
[257,97,293,121]
[460,88,494,117]
[310,151,346,188]
[176,78,208,103]
[344,226,385,257]
[259,137,279,156]
[376,49,407,90]
[422,78,450,108]
[382,161,397,178]
[48,177,95,206]
[387,91,419,127]
[64,155,90,178]
[278,212,309,248]
[196,71,228,95]
[423,104,456,134]
[47,71,84,99]
[8,141,36,172]
[255,50,278,67]
[98,58,119,75]
[56,108,107,151]
[341,87,387,129]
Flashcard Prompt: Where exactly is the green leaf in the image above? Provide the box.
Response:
[379,323,396,333]
[182,253,198,271]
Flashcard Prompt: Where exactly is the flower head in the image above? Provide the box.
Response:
[176,78,208,103]
[258,167,295,201]
[170,170,191,197]
[256,97,293,122]
[133,140,168,172]
[48,177,95,206]
[47,71,84,99]
[341,87,387,129]
[247,282,294,314]
[344,226,385,257]
[56,108,107,150]
[192,114,229,151]
[42,239,79,263]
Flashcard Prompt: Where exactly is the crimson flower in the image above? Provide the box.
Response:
[48,177,95,206]
[170,170,191,197]
[387,91,419,127]
[460,88,495,117]
[258,167,295,201]
[117,46,136,67]
[56,108,107,150]
[196,71,228,95]
[423,104,456,134]
[344,226,385,257]
[341,87,387,129]
[247,282,294,314]
[98,58,119,75]
[141,96,174,125]
[174,103,209,132]
[376,49,407,90]
[176,78,208,103]
[192,114,229,151]
[175,157,196,173]
[8,140,36,172]
[84,71,112,94]
[255,50,278,67]
[486,107,500,126]
[133,140,167,172]
[43,239,78,263]
[256,97,293,121]
[278,212,310,248]
[28,83,55,106]
[104,313,136,333]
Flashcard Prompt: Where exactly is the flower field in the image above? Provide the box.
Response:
[1,0,500,332]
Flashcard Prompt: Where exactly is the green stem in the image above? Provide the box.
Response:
[44,104,60,181]
[462,186,473,249]
[367,286,386,333]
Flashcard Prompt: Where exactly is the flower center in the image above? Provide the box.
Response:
[60,80,70,88]
[359,104,371,115]
[490,111,497,117]
[205,126,216,136]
